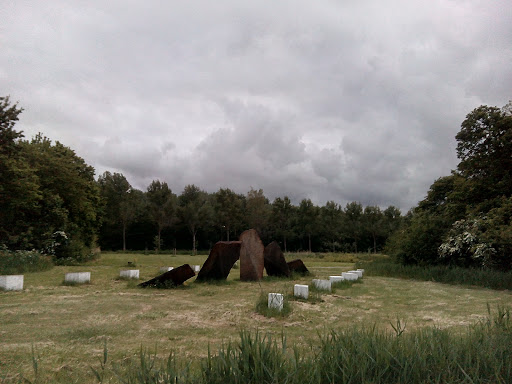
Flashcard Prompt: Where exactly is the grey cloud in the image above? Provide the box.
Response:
[2,0,511,211]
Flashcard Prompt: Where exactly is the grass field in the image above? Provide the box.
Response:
[1,252,512,383]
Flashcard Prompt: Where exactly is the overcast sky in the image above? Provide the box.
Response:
[2,1,511,212]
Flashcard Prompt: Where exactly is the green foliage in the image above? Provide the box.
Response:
[388,103,512,270]
[357,257,512,290]
[146,180,178,253]
[0,247,53,274]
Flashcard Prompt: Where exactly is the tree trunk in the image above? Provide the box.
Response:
[284,236,287,253]
[122,222,127,252]
[308,233,311,253]
[373,232,377,254]
[192,231,196,255]
[157,227,161,253]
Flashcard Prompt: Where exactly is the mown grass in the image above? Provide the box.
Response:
[13,306,512,384]
[358,257,512,290]
[2,252,512,383]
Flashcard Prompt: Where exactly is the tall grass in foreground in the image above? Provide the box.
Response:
[13,306,508,383]
[357,257,512,290]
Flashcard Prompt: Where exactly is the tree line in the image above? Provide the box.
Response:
[98,174,403,254]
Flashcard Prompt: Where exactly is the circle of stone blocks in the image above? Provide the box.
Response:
[342,272,358,281]
[120,270,139,279]
[348,270,363,278]
[193,265,201,273]
[294,284,309,299]
[65,272,91,284]
[329,275,344,284]
[159,267,173,273]
[0,275,24,291]
[312,279,332,292]
[268,292,284,311]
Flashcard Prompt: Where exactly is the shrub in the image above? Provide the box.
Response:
[0,246,53,274]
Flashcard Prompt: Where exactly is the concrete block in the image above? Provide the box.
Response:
[193,265,201,273]
[268,293,284,311]
[0,275,24,291]
[159,267,173,273]
[329,275,344,284]
[65,272,91,284]
[294,284,309,299]
[357,268,365,274]
[312,279,332,291]
[342,272,358,281]
[348,270,363,278]
[120,270,139,279]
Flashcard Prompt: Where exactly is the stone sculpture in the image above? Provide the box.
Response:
[263,241,290,277]
[239,229,264,281]
[286,259,310,275]
[196,241,241,281]
[138,264,195,288]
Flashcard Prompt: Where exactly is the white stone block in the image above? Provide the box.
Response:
[0,275,24,291]
[120,269,139,279]
[342,272,358,281]
[193,265,201,273]
[312,279,332,291]
[348,270,363,278]
[159,267,173,273]
[268,293,284,311]
[357,268,365,275]
[65,272,90,284]
[329,275,344,284]
[294,284,309,299]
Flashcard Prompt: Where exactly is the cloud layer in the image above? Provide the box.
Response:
[2,0,511,211]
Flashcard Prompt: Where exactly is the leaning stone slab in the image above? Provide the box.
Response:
[342,272,358,281]
[268,293,284,311]
[139,264,195,288]
[286,259,310,275]
[159,267,173,273]
[120,270,139,279]
[264,241,290,277]
[294,284,309,299]
[329,275,344,284]
[65,272,91,284]
[196,241,241,281]
[0,275,24,291]
[312,279,332,292]
[348,270,363,278]
[239,229,264,281]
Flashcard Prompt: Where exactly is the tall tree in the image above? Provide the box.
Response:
[321,201,343,252]
[0,96,41,248]
[363,206,384,253]
[178,184,213,254]
[297,198,319,253]
[245,188,271,236]
[344,202,363,253]
[456,105,512,201]
[146,180,177,252]
[214,188,245,241]
[98,172,132,251]
[271,196,295,252]
[16,134,101,260]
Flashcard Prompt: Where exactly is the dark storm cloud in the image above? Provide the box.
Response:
[1,0,511,211]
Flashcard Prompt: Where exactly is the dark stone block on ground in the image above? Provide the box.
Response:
[138,264,195,288]
[287,259,310,275]
[196,241,241,281]
[264,241,290,277]
[239,229,264,281]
